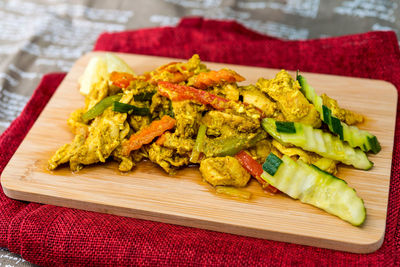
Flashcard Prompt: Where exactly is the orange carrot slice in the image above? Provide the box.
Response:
[122,115,176,155]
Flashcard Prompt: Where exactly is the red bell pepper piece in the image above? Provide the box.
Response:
[158,81,266,118]
[157,81,229,110]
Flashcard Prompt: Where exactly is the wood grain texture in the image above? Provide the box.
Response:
[1,52,397,253]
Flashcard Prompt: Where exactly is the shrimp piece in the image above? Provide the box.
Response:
[191,69,245,89]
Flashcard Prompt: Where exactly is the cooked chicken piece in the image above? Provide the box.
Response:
[199,156,250,187]
[271,140,337,174]
[150,93,174,120]
[207,83,240,101]
[149,54,207,84]
[257,70,321,127]
[161,132,195,155]
[125,79,156,95]
[129,115,150,132]
[67,108,88,135]
[313,157,338,175]
[49,89,135,171]
[240,85,277,117]
[321,93,364,125]
[112,145,135,172]
[171,100,205,138]
[71,112,129,171]
[48,109,129,171]
[148,143,189,174]
[202,110,259,137]
[272,139,317,163]
[247,138,273,164]
[48,133,86,170]
[112,145,148,172]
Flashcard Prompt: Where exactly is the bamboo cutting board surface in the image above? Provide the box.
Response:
[1,52,397,253]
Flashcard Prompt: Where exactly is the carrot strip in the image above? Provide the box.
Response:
[122,115,176,155]
[235,150,278,194]
[158,81,229,110]
[110,71,135,88]
[155,131,169,146]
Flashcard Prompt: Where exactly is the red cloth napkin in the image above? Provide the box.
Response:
[1,18,400,266]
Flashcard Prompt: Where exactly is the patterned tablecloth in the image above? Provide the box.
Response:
[0,0,399,266]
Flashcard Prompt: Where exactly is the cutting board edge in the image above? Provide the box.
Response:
[0,182,385,254]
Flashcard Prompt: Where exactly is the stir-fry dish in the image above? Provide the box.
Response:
[49,53,381,226]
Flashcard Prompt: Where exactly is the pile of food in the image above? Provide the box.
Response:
[48,53,381,226]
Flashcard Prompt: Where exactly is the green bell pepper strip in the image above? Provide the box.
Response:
[82,94,122,122]
[112,101,150,116]
[204,131,266,157]
[190,124,207,162]
[133,91,156,101]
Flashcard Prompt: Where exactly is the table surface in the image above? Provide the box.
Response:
[0,0,399,266]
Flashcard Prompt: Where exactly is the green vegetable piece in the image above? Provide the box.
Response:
[275,121,296,134]
[330,116,343,140]
[190,124,207,162]
[204,131,266,157]
[367,136,381,155]
[82,94,122,122]
[262,118,373,170]
[262,153,283,176]
[322,104,331,124]
[133,91,156,101]
[112,102,133,113]
[112,101,150,116]
[165,100,175,118]
[297,74,381,154]
[321,105,343,139]
[261,155,366,226]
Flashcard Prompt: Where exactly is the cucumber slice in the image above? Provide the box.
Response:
[263,153,283,176]
[276,121,296,133]
[297,75,381,154]
[262,118,373,170]
[261,154,366,226]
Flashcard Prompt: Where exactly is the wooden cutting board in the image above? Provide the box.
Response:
[1,52,397,253]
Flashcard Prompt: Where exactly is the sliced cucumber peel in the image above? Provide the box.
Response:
[261,153,366,226]
[275,121,296,133]
[262,153,283,176]
[297,75,381,154]
[261,118,373,170]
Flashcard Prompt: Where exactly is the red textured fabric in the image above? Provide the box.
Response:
[1,17,400,266]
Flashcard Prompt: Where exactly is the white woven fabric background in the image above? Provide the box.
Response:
[0,0,398,266]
